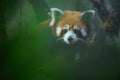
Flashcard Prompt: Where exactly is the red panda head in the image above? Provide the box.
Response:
[49,8,95,44]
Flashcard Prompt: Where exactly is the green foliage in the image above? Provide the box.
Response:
[2,0,120,80]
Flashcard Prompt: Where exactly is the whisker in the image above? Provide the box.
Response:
[57,37,63,41]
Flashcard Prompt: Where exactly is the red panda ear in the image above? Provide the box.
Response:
[49,8,64,27]
[81,10,95,24]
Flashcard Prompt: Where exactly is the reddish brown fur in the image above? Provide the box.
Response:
[51,11,87,37]
[58,11,86,30]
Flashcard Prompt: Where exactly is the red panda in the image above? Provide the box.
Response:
[49,8,95,44]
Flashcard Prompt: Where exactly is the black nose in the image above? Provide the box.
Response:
[68,37,73,42]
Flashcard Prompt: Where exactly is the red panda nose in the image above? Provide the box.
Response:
[68,37,73,42]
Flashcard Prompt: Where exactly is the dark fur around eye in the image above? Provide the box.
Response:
[73,29,79,33]
[73,29,83,38]
[60,29,67,36]
[63,29,67,33]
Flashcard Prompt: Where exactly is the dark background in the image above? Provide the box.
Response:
[1,0,120,80]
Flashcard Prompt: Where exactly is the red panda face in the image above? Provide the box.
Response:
[55,11,87,44]
[49,8,95,44]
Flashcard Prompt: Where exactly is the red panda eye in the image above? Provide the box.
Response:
[63,29,67,33]
[73,29,79,33]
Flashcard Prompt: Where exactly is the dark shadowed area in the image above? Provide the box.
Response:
[1,0,120,80]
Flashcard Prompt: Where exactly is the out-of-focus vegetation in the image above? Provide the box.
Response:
[1,0,120,80]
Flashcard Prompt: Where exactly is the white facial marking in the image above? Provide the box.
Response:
[63,24,69,30]
[57,24,82,44]
[63,30,77,44]
[73,25,79,30]
[56,27,62,36]
[81,27,87,37]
